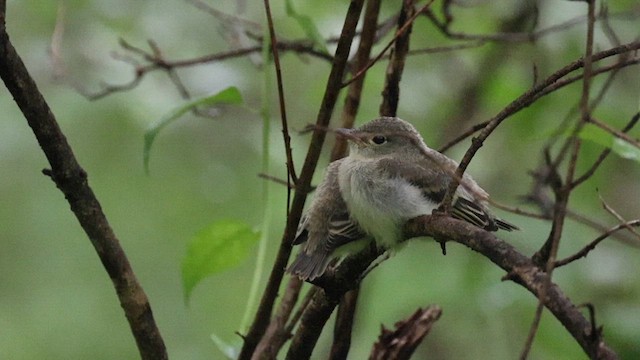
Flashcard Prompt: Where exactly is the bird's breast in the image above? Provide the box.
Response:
[338,158,435,247]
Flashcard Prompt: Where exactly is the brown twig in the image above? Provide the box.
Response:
[369,306,442,360]
[522,2,598,358]
[424,5,640,43]
[85,40,333,100]
[589,117,640,149]
[330,0,381,161]
[329,290,360,360]
[572,112,640,188]
[252,277,303,360]
[555,220,640,268]
[440,39,640,214]
[237,1,366,358]
[341,0,436,89]
[328,0,382,358]
[379,0,416,117]
[263,0,298,185]
[0,4,167,359]
[599,194,640,241]
[438,121,489,153]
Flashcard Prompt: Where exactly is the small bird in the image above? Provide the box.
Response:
[287,117,517,280]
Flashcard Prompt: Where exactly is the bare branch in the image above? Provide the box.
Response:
[0,8,167,360]
[85,40,333,100]
[289,215,618,359]
[424,5,640,44]
[238,1,366,358]
[440,39,640,214]
[404,216,617,359]
[263,0,297,184]
[369,306,442,360]
[379,0,416,117]
[329,0,383,357]
[555,220,640,268]
[341,0,436,89]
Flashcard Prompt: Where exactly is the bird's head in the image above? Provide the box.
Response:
[335,117,425,159]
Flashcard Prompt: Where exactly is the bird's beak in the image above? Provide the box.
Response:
[335,128,367,146]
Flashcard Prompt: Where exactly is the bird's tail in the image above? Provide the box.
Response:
[495,217,519,231]
[287,250,331,281]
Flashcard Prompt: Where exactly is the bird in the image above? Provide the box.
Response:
[287,117,517,281]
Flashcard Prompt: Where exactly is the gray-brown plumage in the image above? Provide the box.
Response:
[287,117,517,280]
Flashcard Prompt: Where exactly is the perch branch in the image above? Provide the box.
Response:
[289,214,617,359]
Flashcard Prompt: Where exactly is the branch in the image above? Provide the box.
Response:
[404,216,617,360]
[0,6,167,360]
[289,214,617,359]
[237,1,366,358]
[329,0,383,358]
[263,0,297,183]
[424,5,640,43]
[85,40,334,100]
[369,306,442,360]
[440,39,640,212]
[555,220,640,268]
[522,2,598,355]
[330,0,381,161]
[341,0,435,89]
[379,0,416,117]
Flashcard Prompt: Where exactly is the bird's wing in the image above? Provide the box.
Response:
[294,199,364,249]
[325,208,365,251]
[294,158,365,250]
[376,157,507,231]
[376,157,453,204]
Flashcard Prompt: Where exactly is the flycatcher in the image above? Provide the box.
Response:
[288,117,517,280]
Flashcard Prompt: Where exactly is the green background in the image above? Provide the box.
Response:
[1,0,639,359]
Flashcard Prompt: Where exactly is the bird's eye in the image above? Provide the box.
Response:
[371,135,387,145]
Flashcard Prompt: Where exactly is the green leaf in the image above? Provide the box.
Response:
[143,86,243,173]
[285,0,329,54]
[182,219,260,302]
[612,138,640,162]
[578,123,613,147]
[578,123,640,163]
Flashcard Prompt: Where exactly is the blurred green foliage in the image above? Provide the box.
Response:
[1,1,639,359]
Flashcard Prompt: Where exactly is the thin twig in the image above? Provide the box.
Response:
[438,121,489,153]
[85,41,333,100]
[263,0,298,184]
[521,2,597,358]
[238,1,366,358]
[328,0,382,357]
[589,117,640,149]
[379,0,416,117]
[440,39,640,214]
[423,5,640,43]
[341,0,436,89]
[331,0,381,161]
[599,193,640,241]
[555,220,640,268]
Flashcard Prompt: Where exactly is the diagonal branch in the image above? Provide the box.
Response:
[379,0,416,117]
[289,214,618,360]
[440,39,640,213]
[0,5,167,360]
[404,216,617,360]
[369,306,442,360]
[237,1,366,358]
